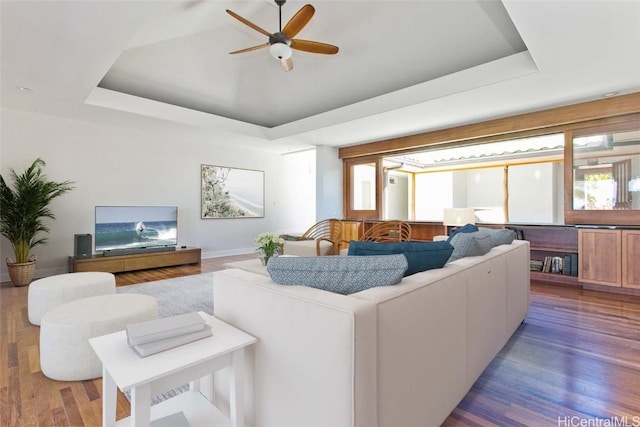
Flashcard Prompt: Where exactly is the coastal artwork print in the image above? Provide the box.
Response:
[201,165,265,219]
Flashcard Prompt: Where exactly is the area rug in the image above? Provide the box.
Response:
[116,272,214,404]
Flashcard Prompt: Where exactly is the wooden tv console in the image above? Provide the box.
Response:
[69,247,201,273]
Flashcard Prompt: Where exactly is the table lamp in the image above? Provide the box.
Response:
[442,208,476,235]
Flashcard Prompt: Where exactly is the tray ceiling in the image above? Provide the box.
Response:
[97,1,527,128]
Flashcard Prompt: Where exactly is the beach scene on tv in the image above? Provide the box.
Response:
[95,206,178,252]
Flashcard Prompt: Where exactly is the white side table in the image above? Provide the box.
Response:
[90,312,256,427]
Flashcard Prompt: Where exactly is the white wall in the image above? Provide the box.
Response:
[0,107,316,280]
[281,148,316,233]
[385,171,409,220]
[315,145,342,220]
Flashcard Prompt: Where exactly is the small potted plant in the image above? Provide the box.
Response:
[254,232,284,265]
[0,158,74,286]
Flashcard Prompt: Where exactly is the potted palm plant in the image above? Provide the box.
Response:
[0,158,74,286]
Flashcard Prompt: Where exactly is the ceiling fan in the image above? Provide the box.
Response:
[226,0,339,72]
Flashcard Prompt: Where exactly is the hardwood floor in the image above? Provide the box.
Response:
[445,284,640,426]
[2,256,640,426]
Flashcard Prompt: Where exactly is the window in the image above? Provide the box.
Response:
[572,129,639,210]
[340,94,640,226]
[352,163,376,210]
[380,133,564,223]
[344,158,380,219]
[566,120,640,226]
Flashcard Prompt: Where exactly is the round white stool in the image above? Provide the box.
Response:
[40,293,157,381]
[28,272,116,325]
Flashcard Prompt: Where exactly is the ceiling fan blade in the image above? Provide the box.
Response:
[291,39,339,55]
[229,43,269,54]
[226,9,272,37]
[282,4,315,39]
[281,57,293,72]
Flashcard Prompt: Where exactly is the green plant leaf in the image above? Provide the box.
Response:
[0,158,74,263]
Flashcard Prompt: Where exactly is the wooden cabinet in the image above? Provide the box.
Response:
[578,229,640,289]
[402,221,443,241]
[69,247,201,273]
[578,229,621,287]
[340,220,443,243]
[622,230,640,289]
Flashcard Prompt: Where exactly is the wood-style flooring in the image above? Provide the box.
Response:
[2,254,640,427]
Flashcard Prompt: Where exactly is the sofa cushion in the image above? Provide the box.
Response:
[447,230,493,262]
[478,227,516,247]
[347,241,453,276]
[266,254,408,295]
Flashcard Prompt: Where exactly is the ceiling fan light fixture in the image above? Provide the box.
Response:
[269,42,292,60]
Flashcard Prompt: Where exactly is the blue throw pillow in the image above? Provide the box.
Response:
[477,227,516,247]
[446,223,479,243]
[447,230,493,262]
[266,255,408,295]
[347,240,453,276]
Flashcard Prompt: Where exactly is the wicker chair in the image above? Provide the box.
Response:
[360,220,412,242]
[340,220,412,254]
[281,219,343,256]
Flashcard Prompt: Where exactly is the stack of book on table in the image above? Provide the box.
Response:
[126,312,212,358]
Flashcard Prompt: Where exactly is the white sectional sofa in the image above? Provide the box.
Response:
[212,239,530,427]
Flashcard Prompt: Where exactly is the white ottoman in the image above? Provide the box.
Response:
[28,272,116,325]
[40,294,157,381]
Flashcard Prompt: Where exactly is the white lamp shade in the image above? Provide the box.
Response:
[269,43,292,60]
[443,208,476,226]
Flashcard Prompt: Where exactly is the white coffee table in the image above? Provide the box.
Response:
[90,312,256,427]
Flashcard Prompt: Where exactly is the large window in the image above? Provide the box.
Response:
[572,127,640,210]
[340,94,640,226]
[382,133,564,224]
[566,120,640,226]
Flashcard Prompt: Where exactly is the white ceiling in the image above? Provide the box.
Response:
[1,1,639,154]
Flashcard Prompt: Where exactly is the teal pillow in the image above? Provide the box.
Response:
[266,255,408,295]
[347,240,453,276]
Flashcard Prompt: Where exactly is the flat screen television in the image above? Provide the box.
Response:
[95,206,178,253]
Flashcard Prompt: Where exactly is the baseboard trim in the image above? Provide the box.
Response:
[202,248,255,259]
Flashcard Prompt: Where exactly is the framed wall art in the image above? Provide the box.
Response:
[201,165,265,219]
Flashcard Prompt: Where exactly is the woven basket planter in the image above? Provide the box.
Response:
[6,257,36,287]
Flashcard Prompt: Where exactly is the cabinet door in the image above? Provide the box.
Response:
[623,230,640,289]
[578,229,621,287]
